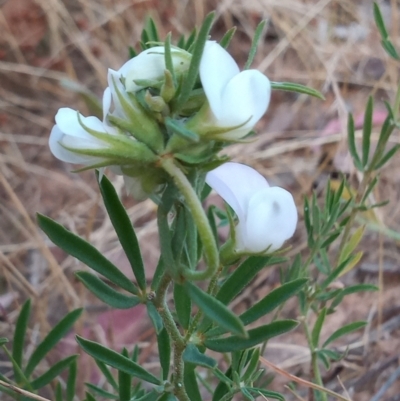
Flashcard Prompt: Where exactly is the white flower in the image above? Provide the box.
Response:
[49,89,114,165]
[206,162,297,253]
[198,41,271,140]
[111,46,191,93]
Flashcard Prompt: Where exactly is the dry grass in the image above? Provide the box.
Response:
[1,0,400,400]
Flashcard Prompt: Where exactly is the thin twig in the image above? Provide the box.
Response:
[0,380,51,401]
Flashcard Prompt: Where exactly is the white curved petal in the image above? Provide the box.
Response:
[200,41,240,121]
[49,125,103,164]
[103,87,112,118]
[217,70,271,138]
[55,108,106,139]
[241,187,298,253]
[124,46,191,92]
[205,162,269,221]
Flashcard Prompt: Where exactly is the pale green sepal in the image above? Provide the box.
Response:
[111,77,164,152]
[160,70,176,103]
[185,102,252,140]
[61,143,157,165]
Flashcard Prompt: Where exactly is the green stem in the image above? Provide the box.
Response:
[153,273,189,401]
[302,317,328,401]
[160,157,219,280]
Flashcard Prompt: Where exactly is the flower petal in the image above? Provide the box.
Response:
[240,187,298,253]
[49,125,103,164]
[123,47,190,92]
[200,41,240,121]
[217,70,271,139]
[55,108,105,139]
[205,162,269,221]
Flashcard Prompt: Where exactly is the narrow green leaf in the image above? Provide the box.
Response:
[174,283,191,329]
[12,299,31,380]
[183,344,217,368]
[320,255,353,289]
[212,367,232,401]
[85,383,118,399]
[322,321,367,348]
[244,20,266,69]
[241,387,255,401]
[185,28,197,51]
[99,174,146,291]
[217,256,286,305]
[204,320,298,352]
[248,388,284,401]
[362,97,374,167]
[164,33,176,83]
[373,3,389,38]
[85,392,97,401]
[185,281,247,338]
[146,302,163,334]
[341,284,378,295]
[165,117,200,142]
[76,272,140,309]
[151,257,165,291]
[55,382,63,401]
[157,328,170,380]
[76,336,160,385]
[346,112,363,170]
[270,81,325,100]
[373,144,400,170]
[0,338,8,346]
[25,308,82,377]
[382,39,400,60]
[119,349,131,401]
[175,11,215,111]
[184,364,202,401]
[66,360,77,401]
[240,279,307,326]
[219,27,237,49]
[311,308,327,349]
[242,348,260,382]
[95,360,118,390]
[38,214,137,294]
[157,201,177,277]
[31,355,77,390]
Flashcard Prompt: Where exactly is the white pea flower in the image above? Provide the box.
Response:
[188,41,271,140]
[111,46,191,93]
[49,89,115,166]
[206,162,297,253]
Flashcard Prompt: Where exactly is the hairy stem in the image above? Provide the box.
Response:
[153,273,189,401]
[302,317,328,401]
[160,157,219,280]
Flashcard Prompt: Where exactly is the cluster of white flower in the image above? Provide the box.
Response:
[49,40,297,254]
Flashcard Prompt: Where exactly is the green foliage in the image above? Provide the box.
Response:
[244,20,266,70]
[76,336,161,385]
[98,173,146,291]
[37,214,138,294]
[25,308,83,377]
[373,3,400,60]
[76,271,141,309]
[185,281,247,337]
[271,81,325,99]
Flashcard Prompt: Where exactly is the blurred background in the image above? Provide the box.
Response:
[1,0,400,399]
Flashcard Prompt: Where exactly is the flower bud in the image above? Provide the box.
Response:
[206,162,297,254]
[187,41,271,141]
[49,107,157,168]
[118,46,191,93]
